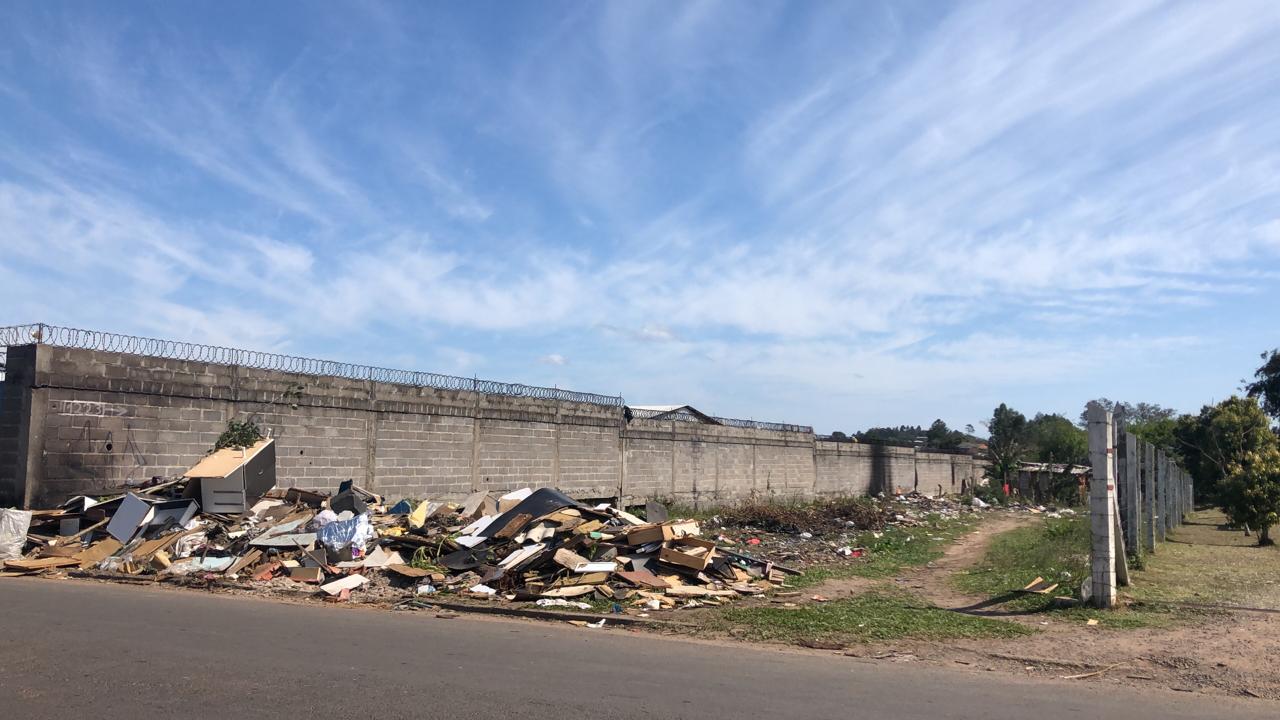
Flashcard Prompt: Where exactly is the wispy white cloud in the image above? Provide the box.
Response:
[2,1,1279,432]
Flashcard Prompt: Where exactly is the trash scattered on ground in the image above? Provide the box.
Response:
[3,433,1022,618]
[1020,576,1060,595]
[1,438,814,611]
[0,508,33,561]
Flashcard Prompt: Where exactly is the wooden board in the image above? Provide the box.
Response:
[73,538,124,569]
[5,556,81,571]
[225,549,263,576]
[185,439,273,478]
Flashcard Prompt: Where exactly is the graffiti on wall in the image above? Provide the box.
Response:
[52,404,151,483]
[50,400,133,418]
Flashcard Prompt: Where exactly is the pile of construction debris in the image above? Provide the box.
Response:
[0,439,797,612]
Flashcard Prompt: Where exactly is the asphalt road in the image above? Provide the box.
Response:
[0,578,1271,719]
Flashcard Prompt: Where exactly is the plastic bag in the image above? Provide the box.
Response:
[311,509,339,529]
[317,513,374,553]
[0,508,33,561]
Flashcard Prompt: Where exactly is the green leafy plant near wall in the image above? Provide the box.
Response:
[279,382,305,410]
[214,419,265,451]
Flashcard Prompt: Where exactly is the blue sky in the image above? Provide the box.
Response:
[2,1,1279,434]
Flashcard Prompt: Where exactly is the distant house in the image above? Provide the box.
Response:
[625,405,813,434]
[626,404,721,424]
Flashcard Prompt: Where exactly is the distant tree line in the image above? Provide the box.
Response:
[827,419,974,451]
[983,350,1280,544]
[832,349,1280,542]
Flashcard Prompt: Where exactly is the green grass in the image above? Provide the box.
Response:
[952,514,1188,628]
[953,515,1090,611]
[722,591,1031,643]
[1127,509,1280,610]
[790,513,979,588]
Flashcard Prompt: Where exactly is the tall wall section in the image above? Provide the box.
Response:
[0,343,987,508]
[621,419,814,506]
[813,442,981,498]
[2,344,622,508]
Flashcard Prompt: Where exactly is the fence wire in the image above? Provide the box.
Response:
[0,323,623,407]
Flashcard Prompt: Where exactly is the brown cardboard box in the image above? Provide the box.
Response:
[625,524,668,545]
[626,520,700,546]
[658,537,717,571]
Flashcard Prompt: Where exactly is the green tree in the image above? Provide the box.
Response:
[985,404,1028,485]
[924,419,965,450]
[1179,397,1276,503]
[1220,444,1280,545]
[1026,413,1088,465]
[1127,416,1182,457]
[1245,349,1280,422]
[854,425,924,447]
[1079,398,1177,427]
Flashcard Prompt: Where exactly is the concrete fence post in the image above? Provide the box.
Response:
[1118,431,1138,553]
[1179,468,1189,522]
[1115,430,1127,543]
[1173,467,1182,527]
[1161,454,1173,538]
[1180,468,1188,520]
[1141,442,1155,551]
[1123,432,1140,554]
[1086,402,1117,608]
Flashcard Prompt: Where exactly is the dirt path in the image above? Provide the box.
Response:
[892,512,1036,609]
[841,509,1280,701]
[808,510,1036,605]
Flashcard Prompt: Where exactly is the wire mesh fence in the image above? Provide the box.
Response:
[0,323,623,407]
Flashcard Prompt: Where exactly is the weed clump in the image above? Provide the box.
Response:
[718,496,893,535]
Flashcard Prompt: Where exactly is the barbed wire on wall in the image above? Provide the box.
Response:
[0,323,624,407]
[714,415,813,434]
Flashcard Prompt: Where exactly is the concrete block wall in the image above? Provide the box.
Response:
[951,454,981,494]
[915,451,956,497]
[8,344,627,507]
[373,414,473,501]
[814,443,982,499]
[555,423,622,499]
[473,419,557,491]
[0,345,39,507]
[620,419,815,507]
[814,441,875,496]
[619,431,674,500]
[1,343,990,508]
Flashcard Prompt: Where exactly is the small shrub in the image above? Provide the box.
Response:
[718,496,893,535]
[214,419,264,450]
[972,483,1010,506]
